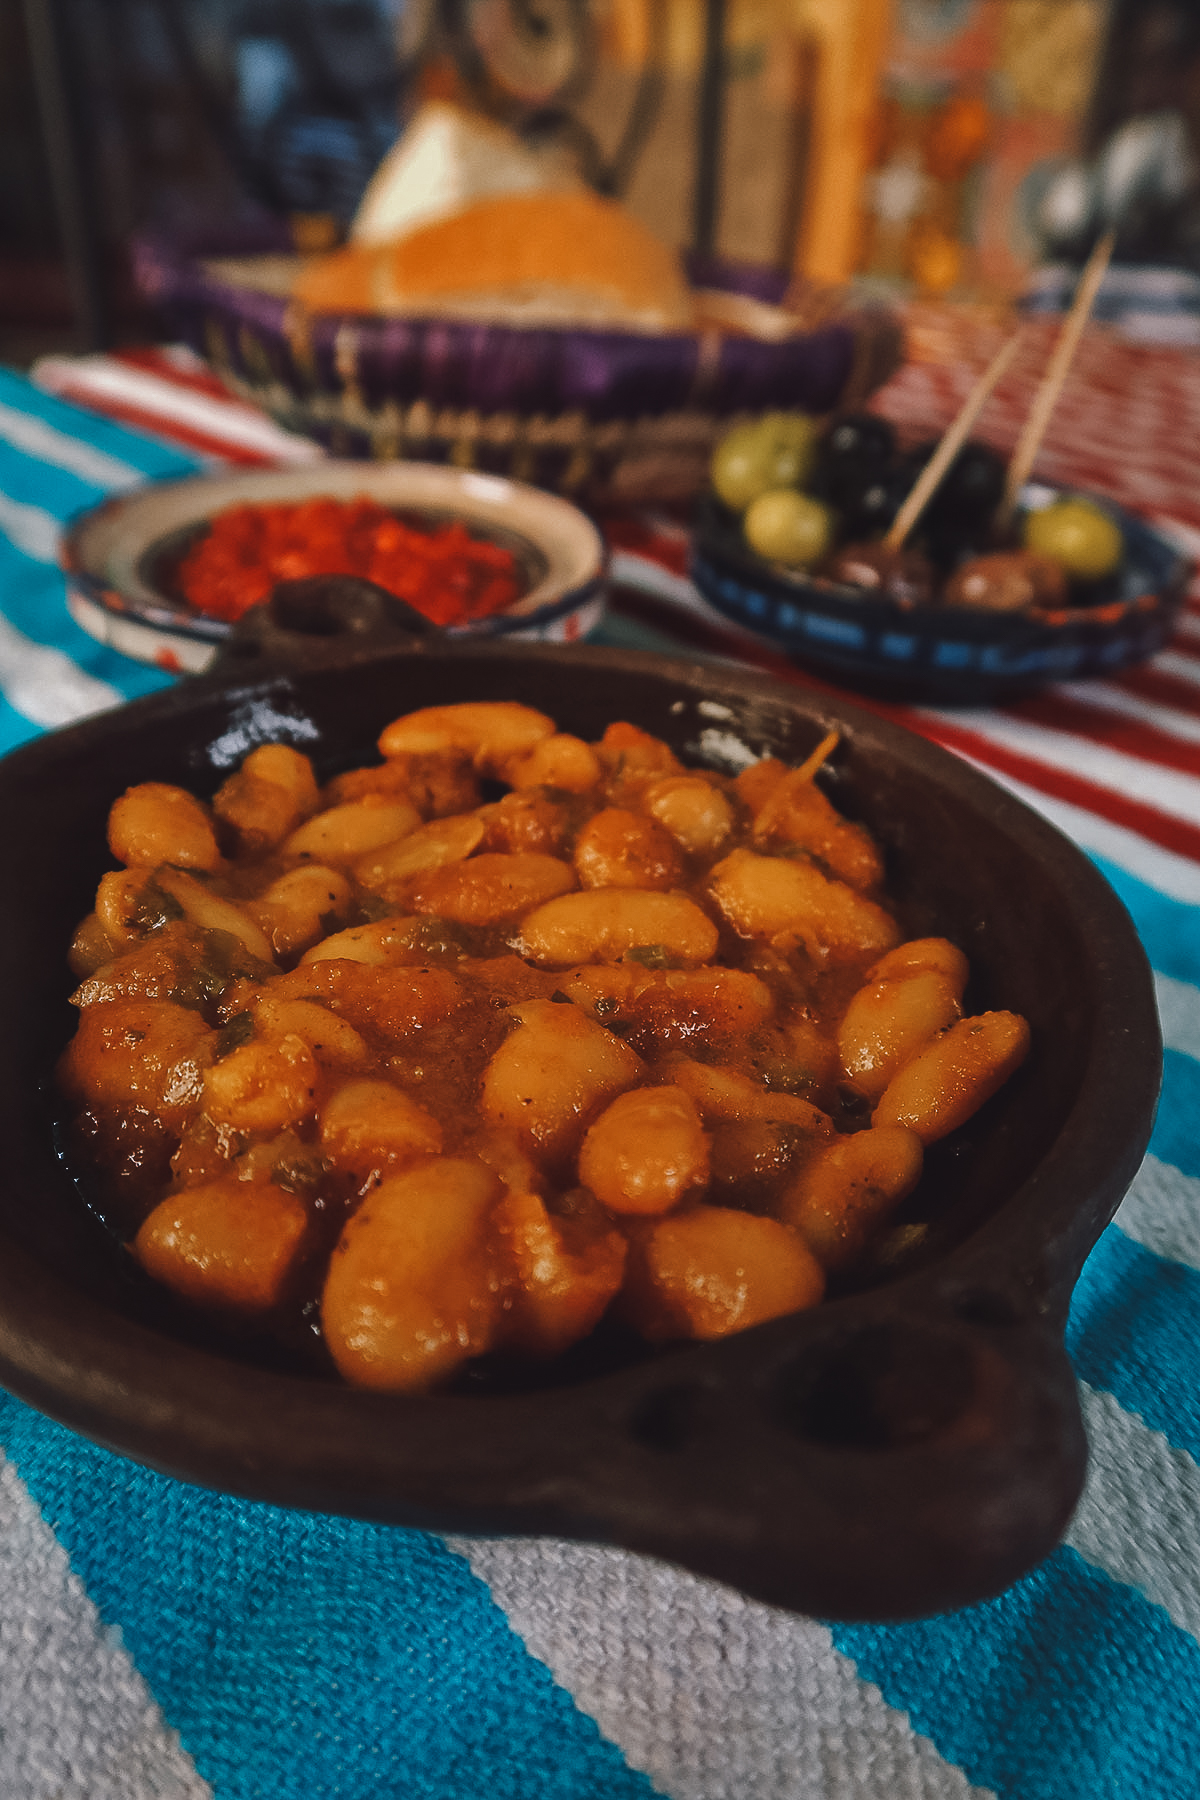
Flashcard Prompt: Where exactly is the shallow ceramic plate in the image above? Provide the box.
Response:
[690,485,1190,703]
[62,461,608,673]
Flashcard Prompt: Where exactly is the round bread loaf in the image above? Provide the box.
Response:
[293,190,696,333]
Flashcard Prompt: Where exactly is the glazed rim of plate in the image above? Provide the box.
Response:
[63,461,608,633]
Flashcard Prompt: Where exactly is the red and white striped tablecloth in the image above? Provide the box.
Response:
[31,318,1200,892]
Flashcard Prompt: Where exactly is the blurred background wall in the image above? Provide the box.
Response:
[1,0,405,358]
[7,0,1200,362]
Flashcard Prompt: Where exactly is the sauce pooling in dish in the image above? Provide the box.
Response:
[58,704,1030,1392]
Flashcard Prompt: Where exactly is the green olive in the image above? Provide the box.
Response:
[1023,497,1124,580]
[711,413,819,511]
[762,411,821,483]
[744,489,835,567]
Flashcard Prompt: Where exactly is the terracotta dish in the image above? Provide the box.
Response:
[0,624,1159,1620]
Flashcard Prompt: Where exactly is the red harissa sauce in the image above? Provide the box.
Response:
[177,497,524,627]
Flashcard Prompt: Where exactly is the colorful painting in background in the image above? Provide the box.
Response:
[584,0,1111,301]
[861,0,1106,299]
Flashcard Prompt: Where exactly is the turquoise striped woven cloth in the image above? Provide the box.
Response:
[2,360,1200,1800]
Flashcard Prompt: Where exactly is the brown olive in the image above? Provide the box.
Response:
[826,542,936,607]
[943,550,1068,613]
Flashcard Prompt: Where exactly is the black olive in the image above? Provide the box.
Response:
[840,465,911,540]
[903,438,1007,532]
[921,522,985,577]
[812,413,898,508]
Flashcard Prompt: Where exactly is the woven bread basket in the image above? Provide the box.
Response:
[135,228,902,504]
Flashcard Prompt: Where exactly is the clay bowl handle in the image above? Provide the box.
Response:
[213,574,441,673]
[499,1299,1087,1622]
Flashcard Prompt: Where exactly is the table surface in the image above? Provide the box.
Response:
[3,317,1200,1800]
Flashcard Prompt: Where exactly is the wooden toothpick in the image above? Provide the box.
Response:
[998,229,1116,527]
[882,329,1026,553]
[795,727,839,784]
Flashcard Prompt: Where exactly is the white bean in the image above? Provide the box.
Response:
[518,889,718,967]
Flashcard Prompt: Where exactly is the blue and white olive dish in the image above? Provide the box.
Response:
[689,484,1190,703]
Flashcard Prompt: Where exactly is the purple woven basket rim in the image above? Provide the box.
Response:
[132,226,891,425]
[136,224,863,352]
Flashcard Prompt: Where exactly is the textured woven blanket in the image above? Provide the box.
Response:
[2,337,1200,1799]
